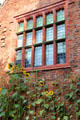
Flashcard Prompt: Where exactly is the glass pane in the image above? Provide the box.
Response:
[25,48,32,67]
[36,30,42,43]
[57,42,66,64]
[26,32,32,45]
[46,13,53,24]
[46,27,53,41]
[57,9,64,21]
[57,24,65,39]
[36,16,43,27]
[18,22,24,32]
[17,34,23,47]
[46,44,53,65]
[16,50,22,65]
[27,19,33,29]
[34,46,42,67]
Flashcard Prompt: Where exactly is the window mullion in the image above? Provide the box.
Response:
[31,46,35,67]
[21,48,25,67]
[22,32,26,67]
[31,15,36,67]
[54,41,57,65]
[24,18,27,30]
[53,9,57,65]
[42,13,46,66]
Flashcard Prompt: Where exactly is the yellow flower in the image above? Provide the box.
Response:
[40,83,44,86]
[25,73,30,78]
[0,88,2,92]
[48,91,54,95]
[57,118,60,120]
[8,63,13,69]
[26,105,31,109]
[33,112,36,115]
[45,91,49,95]
[8,64,11,69]
[11,114,14,117]
[16,67,18,69]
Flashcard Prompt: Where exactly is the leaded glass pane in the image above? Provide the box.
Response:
[46,13,53,25]
[57,24,65,39]
[46,44,53,65]
[18,22,24,32]
[17,34,23,47]
[57,9,65,21]
[46,27,53,41]
[26,32,32,45]
[34,46,42,67]
[57,42,66,64]
[36,30,42,43]
[16,50,22,65]
[25,48,32,67]
[36,16,43,27]
[27,19,33,29]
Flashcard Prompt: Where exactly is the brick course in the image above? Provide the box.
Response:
[0,0,80,80]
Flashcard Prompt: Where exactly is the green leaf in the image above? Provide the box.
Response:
[31,102,36,107]
[50,107,54,111]
[26,91,31,95]
[36,99,44,104]
[41,92,46,95]
[44,84,48,90]
[44,104,49,109]
[39,110,45,117]
[9,111,16,115]
[75,107,79,111]
[14,104,20,108]
[76,111,80,118]
[70,84,73,89]
[26,116,29,120]
[76,99,80,104]
[12,92,18,99]
[1,89,7,95]
[70,115,73,119]
[51,115,56,120]
[23,99,27,104]
[63,116,68,120]
[29,110,34,115]
[0,112,5,117]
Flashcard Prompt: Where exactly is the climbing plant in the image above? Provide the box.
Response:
[0,63,80,120]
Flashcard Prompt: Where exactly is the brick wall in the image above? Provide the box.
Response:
[0,0,80,81]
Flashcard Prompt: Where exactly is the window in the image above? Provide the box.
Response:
[27,19,33,30]
[36,30,42,43]
[17,34,23,47]
[26,32,32,45]
[34,46,42,67]
[18,22,24,32]
[16,50,22,65]
[25,48,32,67]
[46,27,53,41]
[46,44,53,65]
[57,24,65,39]
[57,42,66,64]
[57,9,64,22]
[46,13,53,24]
[36,16,43,27]
[16,3,68,70]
